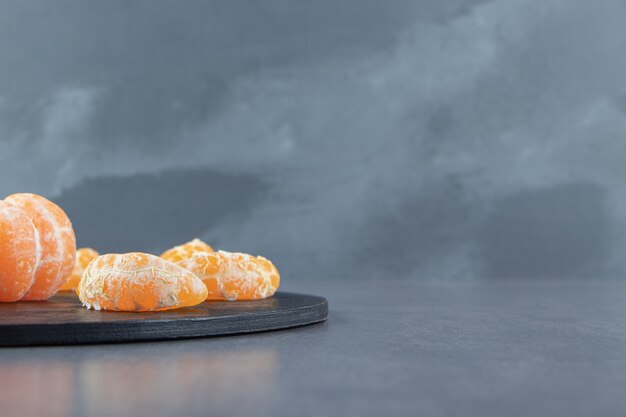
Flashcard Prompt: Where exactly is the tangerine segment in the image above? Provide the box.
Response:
[178,250,280,301]
[160,238,214,263]
[4,193,76,300]
[59,248,100,291]
[0,201,39,301]
[77,252,208,312]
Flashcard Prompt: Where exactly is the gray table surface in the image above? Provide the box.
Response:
[1,278,625,417]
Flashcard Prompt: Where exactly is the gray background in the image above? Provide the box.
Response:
[1,0,625,281]
[3,3,626,416]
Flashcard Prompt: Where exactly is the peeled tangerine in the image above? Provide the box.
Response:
[59,248,100,291]
[77,252,208,311]
[0,193,76,302]
[0,201,39,301]
[178,251,280,301]
[160,238,214,263]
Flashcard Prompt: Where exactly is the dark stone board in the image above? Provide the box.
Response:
[0,292,328,346]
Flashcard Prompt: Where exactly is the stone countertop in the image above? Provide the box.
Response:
[1,278,625,417]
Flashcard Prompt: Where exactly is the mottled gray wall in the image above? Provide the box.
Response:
[1,0,625,281]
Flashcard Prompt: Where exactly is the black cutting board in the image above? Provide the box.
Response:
[0,292,328,346]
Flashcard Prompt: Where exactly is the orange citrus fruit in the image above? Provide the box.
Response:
[2,193,76,301]
[177,250,280,301]
[0,201,39,301]
[160,238,214,263]
[59,248,100,291]
[77,252,208,311]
